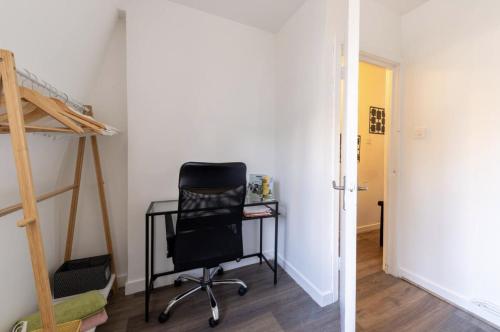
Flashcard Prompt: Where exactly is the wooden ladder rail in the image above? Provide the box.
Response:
[64,137,86,261]
[0,49,57,331]
[91,134,118,292]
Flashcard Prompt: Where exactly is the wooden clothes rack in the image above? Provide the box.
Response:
[0,49,118,332]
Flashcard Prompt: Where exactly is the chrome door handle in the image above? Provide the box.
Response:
[333,176,347,211]
[334,182,368,191]
[333,181,345,191]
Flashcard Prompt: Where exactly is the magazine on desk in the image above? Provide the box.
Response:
[243,205,273,217]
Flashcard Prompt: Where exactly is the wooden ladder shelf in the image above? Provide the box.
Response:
[0,49,118,332]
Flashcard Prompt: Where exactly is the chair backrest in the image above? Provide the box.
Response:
[174,162,247,270]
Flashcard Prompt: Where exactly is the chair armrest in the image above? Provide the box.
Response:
[165,214,175,258]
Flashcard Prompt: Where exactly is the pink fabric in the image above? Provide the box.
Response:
[80,310,108,331]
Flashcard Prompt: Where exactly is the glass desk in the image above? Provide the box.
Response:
[144,197,279,321]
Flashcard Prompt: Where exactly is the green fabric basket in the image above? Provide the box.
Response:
[19,291,106,332]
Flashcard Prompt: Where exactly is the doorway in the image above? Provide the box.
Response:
[347,57,398,330]
[359,52,400,277]
[356,61,391,278]
[353,54,401,329]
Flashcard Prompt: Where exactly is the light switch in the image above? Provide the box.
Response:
[414,127,427,139]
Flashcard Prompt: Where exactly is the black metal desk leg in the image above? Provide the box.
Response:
[378,201,384,247]
[259,218,263,264]
[151,215,155,291]
[145,215,150,321]
[274,203,279,285]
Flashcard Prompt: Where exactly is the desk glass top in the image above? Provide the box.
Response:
[147,196,278,215]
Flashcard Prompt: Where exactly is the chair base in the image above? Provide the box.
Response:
[159,266,248,327]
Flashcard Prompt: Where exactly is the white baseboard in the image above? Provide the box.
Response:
[116,273,128,288]
[125,256,261,295]
[275,252,335,307]
[357,223,380,234]
[399,267,500,329]
[125,252,335,308]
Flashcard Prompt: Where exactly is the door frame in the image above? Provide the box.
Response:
[359,51,401,277]
[337,0,360,330]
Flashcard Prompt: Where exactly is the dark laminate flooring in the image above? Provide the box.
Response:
[98,262,339,332]
[98,231,498,331]
[356,231,498,332]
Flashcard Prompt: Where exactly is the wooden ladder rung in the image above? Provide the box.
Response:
[0,184,77,218]
[17,217,36,227]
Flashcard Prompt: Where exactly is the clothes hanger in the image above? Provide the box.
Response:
[19,86,84,134]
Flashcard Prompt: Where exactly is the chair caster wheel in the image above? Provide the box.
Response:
[238,285,248,296]
[174,279,182,287]
[209,317,219,328]
[158,312,169,323]
[217,267,224,276]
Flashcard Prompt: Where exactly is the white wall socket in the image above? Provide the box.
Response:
[414,127,427,139]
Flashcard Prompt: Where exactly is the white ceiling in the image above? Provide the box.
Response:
[371,0,429,14]
[168,0,307,33]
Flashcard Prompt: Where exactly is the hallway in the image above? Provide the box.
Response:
[356,231,497,331]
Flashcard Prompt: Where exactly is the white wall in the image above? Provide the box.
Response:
[78,17,128,285]
[399,0,500,327]
[124,0,276,293]
[0,1,122,329]
[360,0,401,62]
[123,0,346,308]
[274,0,339,306]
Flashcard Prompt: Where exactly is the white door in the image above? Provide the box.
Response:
[337,0,360,331]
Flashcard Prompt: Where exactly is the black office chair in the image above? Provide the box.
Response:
[159,162,248,328]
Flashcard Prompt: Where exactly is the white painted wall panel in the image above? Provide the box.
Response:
[400,0,500,326]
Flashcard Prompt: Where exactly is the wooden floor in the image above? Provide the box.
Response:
[356,231,497,332]
[99,262,339,332]
[98,231,498,331]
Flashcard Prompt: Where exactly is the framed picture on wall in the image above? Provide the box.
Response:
[369,106,385,135]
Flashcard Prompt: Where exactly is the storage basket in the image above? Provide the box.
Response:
[54,255,111,299]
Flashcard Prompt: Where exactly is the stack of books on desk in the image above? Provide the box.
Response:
[243,206,273,218]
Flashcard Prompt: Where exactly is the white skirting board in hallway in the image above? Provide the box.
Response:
[400,268,500,329]
[357,223,380,234]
